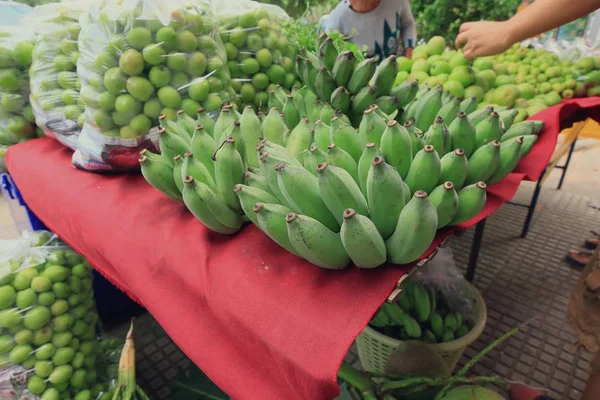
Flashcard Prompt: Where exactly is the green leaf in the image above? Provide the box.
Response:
[170,366,229,400]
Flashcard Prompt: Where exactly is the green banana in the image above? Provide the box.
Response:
[262,107,286,146]
[311,145,327,164]
[487,136,524,185]
[173,155,184,193]
[423,330,437,344]
[332,51,356,88]
[436,96,461,126]
[160,115,191,144]
[340,209,386,268]
[196,108,215,138]
[317,163,369,225]
[370,308,392,327]
[158,127,189,157]
[285,117,313,161]
[335,109,353,126]
[182,152,216,189]
[175,110,196,137]
[380,120,413,179]
[430,312,444,340]
[276,163,340,231]
[348,58,377,94]
[303,149,318,175]
[456,325,469,338]
[190,125,217,179]
[454,312,463,328]
[405,145,441,195]
[407,280,431,322]
[399,314,422,338]
[352,84,378,116]
[465,140,501,185]
[448,111,476,158]
[439,149,468,190]
[401,180,411,205]
[498,109,519,131]
[303,59,319,94]
[358,143,380,195]
[285,213,350,269]
[283,95,301,130]
[214,137,244,212]
[501,121,535,142]
[319,37,338,70]
[428,182,459,229]
[376,96,400,116]
[398,290,411,313]
[404,121,425,159]
[391,80,419,108]
[332,119,362,161]
[374,55,398,97]
[423,116,449,156]
[233,184,278,227]
[468,105,494,127]
[326,143,359,183]
[314,120,330,150]
[243,170,272,194]
[532,120,544,134]
[358,107,387,148]
[139,153,181,202]
[259,152,293,208]
[403,97,420,123]
[444,314,457,333]
[459,96,478,115]
[304,90,318,120]
[320,102,335,124]
[381,302,405,325]
[519,135,537,157]
[292,86,308,118]
[213,108,236,144]
[441,92,453,105]
[450,181,487,225]
[268,90,284,111]
[427,286,436,316]
[366,157,407,239]
[442,330,455,342]
[239,107,262,169]
[253,203,301,257]
[182,177,242,234]
[315,66,337,103]
[475,111,502,148]
[414,85,443,132]
[330,86,352,114]
[296,55,307,85]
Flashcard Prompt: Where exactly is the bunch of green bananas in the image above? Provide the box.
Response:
[370,277,472,344]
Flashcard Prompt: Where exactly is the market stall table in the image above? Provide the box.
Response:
[5,106,559,399]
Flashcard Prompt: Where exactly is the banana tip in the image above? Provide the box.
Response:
[285,213,297,223]
[177,109,185,115]
[476,181,487,190]
[138,155,147,163]
[184,176,193,184]
[197,107,205,113]
[455,148,465,156]
[184,151,193,157]
[195,124,204,131]
[343,209,356,219]
[253,203,264,213]
[387,120,398,127]
[371,157,384,166]
[233,184,243,192]
[316,163,328,173]
[275,162,286,171]
[424,145,434,152]
[414,190,428,198]
[158,127,166,134]
[443,181,454,190]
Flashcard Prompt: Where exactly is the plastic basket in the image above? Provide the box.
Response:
[355,280,487,374]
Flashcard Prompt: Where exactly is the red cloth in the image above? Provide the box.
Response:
[6,99,590,400]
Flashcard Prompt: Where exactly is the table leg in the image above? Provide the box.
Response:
[466,219,486,283]
[557,137,577,190]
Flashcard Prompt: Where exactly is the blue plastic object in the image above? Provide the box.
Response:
[1,173,46,232]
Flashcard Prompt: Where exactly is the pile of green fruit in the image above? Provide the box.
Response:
[0,231,104,399]
[140,76,543,268]
[77,0,233,143]
[0,26,37,147]
[370,277,473,344]
[214,1,299,111]
[29,2,85,147]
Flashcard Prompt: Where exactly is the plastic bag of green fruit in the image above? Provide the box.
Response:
[0,26,37,147]
[212,0,298,112]
[0,230,103,399]
[74,0,234,172]
[28,1,88,151]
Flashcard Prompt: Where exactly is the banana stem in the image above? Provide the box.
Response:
[337,362,376,392]
[456,327,519,378]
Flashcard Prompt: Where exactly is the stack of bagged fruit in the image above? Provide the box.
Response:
[140,73,544,268]
[370,276,473,343]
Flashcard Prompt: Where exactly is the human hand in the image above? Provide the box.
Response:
[455,21,515,59]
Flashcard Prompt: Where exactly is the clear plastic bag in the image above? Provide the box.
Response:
[212,0,297,112]
[28,1,87,151]
[75,0,234,171]
[0,230,102,399]
[0,25,37,147]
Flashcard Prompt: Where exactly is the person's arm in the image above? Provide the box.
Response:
[399,0,417,50]
[455,0,600,59]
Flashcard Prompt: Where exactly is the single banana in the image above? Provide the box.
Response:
[428,182,459,229]
[376,96,400,116]
[404,121,424,159]
[285,117,313,161]
[311,145,327,164]
[292,86,308,118]
[423,116,449,156]
[370,308,392,327]
[253,203,301,257]
[519,135,537,157]
[213,108,236,144]
[401,180,411,205]
[351,85,378,116]
[182,177,242,234]
[487,136,524,185]
[340,209,386,268]
[407,280,431,322]
[243,170,272,194]
[190,125,217,179]
[403,97,420,123]
[196,108,215,138]
[374,55,398,97]
[315,66,337,103]
[427,286,437,316]
[430,312,444,340]
[176,110,196,137]
[405,145,441,195]
[173,155,184,194]
[239,106,263,169]
[358,107,387,148]
[276,163,340,231]
[398,290,411,313]
[391,80,419,108]
[282,95,301,130]
[296,55,307,85]
[335,109,353,126]
[475,111,502,148]
[285,213,350,269]
[347,58,377,94]
[439,149,468,190]
[498,109,519,131]
[233,184,278,227]
[435,96,461,126]
[214,137,244,212]
[139,153,181,202]
[303,149,318,175]
[217,121,244,159]
[262,107,286,146]
[532,120,544,134]
[380,120,413,179]
[414,85,443,132]
[326,143,359,184]
[400,314,422,338]
[441,92,453,105]
[358,143,380,195]
[314,120,330,150]
[317,163,369,225]
[320,102,335,125]
[160,115,191,144]
[381,302,405,325]
[319,37,338,70]
[501,121,535,142]
[268,90,284,111]
[456,325,469,338]
[259,152,293,208]
[447,111,476,158]
[332,51,356,88]
[303,59,319,94]
[459,96,478,115]
[468,105,494,127]
[304,90,318,120]
[367,157,407,239]
[465,140,501,185]
[423,330,437,344]
[158,127,189,157]
[385,191,438,265]
[450,181,487,226]
[260,139,304,167]
[444,314,457,333]
[182,152,216,189]
[330,86,352,114]
[332,119,363,162]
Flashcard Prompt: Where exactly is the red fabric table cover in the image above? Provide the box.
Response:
[6,98,594,400]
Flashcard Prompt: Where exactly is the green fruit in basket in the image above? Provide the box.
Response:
[241,58,260,75]
[51,300,68,316]
[256,48,273,69]
[158,86,182,108]
[0,285,16,308]
[126,76,155,102]
[113,94,141,116]
[52,347,75,366]
[170,71,188,89]
[52,282,69,299]
[53,54,74,72]
[65,106,83,121]
[58,71,76,90]
[0,335,14,354]
[161,107,177,121]
[13,269,36,291]
[12,41,33,66]
[188,79,209,102]
[27,374,46,395]
[49,365,73,385]
[143,98,162,119]
[97,92,116,111]
[207,57,224,74]
[181,99,201,117]
[229,28,247,48]
[23,306,51,330]
[103,67,127,95]
[62,89,79,106]
[32,328,53,347]
[176,30,197,52]
[31,276,52,293]
[119,49,144,76]
[9,344,32,364]
[156,26,177,50]
[111,111,133,126]
[130,114,152,134]
[8,116,34,137]
[127,27,152,50]
[166,52,187,71]
[35,360,53,378]
[186,52,207,76]
[41,388,60,400]
[142,43,166,66]
[14,329,32,345]
[149,65,171,88]
[204,93,222,111]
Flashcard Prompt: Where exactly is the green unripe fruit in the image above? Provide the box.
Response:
[48,365,73,384]
[0,285,16,308]
[9,344,32,364]
[35,343,55,360]
[23,306,51,330]
[38,292,56,306]
[14,329,33,345]
[31,276,52,293]
[32,328,53,346]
